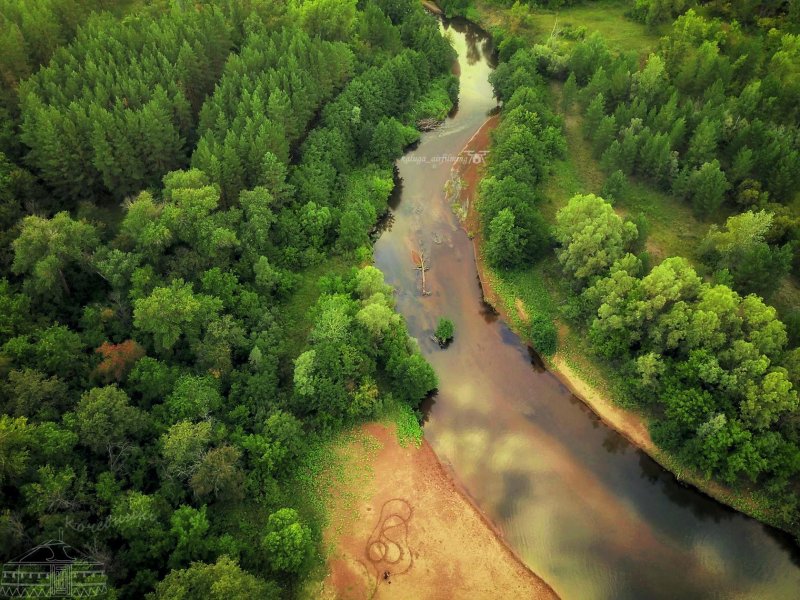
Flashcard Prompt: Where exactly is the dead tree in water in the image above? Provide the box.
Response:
[411,248,431,296]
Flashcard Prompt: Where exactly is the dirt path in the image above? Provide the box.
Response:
[320,423,557,600]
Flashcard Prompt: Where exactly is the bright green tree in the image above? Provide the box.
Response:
[262,508,313,574]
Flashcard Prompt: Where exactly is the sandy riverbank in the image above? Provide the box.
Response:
[319,423,557,600]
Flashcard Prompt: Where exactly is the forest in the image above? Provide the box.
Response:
[474,0,800,534]
[3,0,800,597]
[0,0,454,597]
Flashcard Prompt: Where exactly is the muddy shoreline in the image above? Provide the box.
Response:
[456,115,797,542]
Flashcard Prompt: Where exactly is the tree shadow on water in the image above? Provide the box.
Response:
[496,470,532,521]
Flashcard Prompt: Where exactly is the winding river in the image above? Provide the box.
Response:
[373,16,800,600]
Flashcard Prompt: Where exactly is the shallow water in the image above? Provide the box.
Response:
[373,16,800,600]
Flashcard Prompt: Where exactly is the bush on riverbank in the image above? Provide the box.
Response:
[529,313,557,356]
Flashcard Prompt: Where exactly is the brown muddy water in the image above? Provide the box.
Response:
[373,16,800,600]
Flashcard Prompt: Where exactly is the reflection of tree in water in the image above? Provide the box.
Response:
[601,430,630,455]
[443,18,488,66]
[463,26,483,65]
[566,394,602,429]
[478,297,499,324]
[526,346,546,373]
[481,37,497,68]
[388,165,403,210]
[496,470,531,520]
[418,390,437,426]
[765,524,800,569]
[636,451,734,524]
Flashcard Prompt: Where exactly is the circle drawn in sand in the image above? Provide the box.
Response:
[363,498,413,597]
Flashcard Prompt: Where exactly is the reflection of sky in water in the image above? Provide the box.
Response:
[375,15,800,600]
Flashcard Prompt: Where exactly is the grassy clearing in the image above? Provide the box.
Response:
[473,0,664,58]
[773,277,800,321]
[291,428,382,538]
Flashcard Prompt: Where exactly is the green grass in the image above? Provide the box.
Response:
[473,0,664,58]
[381,400,424,448]
[772,277,800,322]
[290,425,382,599]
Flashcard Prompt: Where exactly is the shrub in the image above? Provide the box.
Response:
[434,317,455,346]
[530,313,557,356]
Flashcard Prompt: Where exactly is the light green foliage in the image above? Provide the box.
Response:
[165,376,222,423]
[169,505,213,568]
[486,208,524,268]
[133,280,222,353]
[356,300,399,339]
[21,464,78,518]
[296,0,357,42]
[354,265,393,299]
[148,556,279,600]
[161,421,212,479]
[391,401,424,448]
[555,194,638,284]
[530,313,557,356]
[293,350,317,397]
[0,415,34,485]
[12,212,98,297]
[701,211,792,298]
[68,386,147,456]
[262,507,313,574]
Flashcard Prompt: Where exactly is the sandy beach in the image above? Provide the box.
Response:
[319,423,557,600]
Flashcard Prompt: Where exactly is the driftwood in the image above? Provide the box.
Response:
[411,248,431,295]
[417,117,443,132]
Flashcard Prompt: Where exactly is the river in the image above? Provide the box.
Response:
[373,15,800,600]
